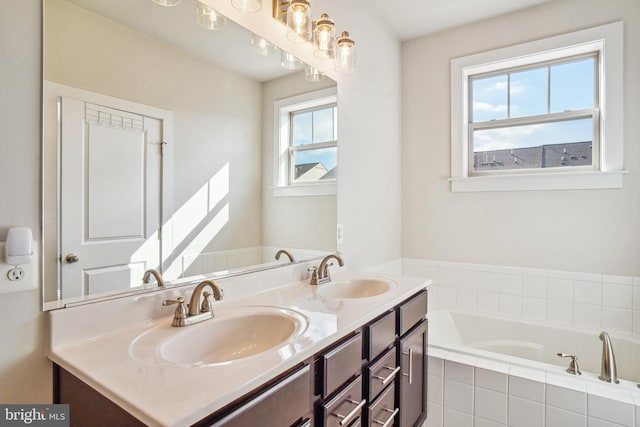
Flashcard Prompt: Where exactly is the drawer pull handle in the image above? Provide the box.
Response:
[402,348,414,384]
[299,419,312,427]
[334,398,367,426]
[372,408,399,427]
[373,366,401,385]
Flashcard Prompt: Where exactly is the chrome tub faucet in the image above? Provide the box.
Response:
[598,331,619,384]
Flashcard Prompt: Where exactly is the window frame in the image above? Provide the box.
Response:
[450,21,624,192]
[273,87,338,197]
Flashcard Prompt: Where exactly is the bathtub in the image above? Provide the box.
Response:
[428,310,640,384]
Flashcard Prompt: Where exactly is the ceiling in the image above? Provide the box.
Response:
[366,0,552,41]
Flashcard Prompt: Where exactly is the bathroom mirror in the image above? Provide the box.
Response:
[42,0,337,309]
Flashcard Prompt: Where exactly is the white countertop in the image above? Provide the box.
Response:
[48,267,430,427]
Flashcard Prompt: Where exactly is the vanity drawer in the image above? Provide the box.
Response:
[365,347,398,402]
[319,332,363,397]
[397,290,427,336]
[367,381,397,427]
[363,310,396,361]
[319,375,365,427]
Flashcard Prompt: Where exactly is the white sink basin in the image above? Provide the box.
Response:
[131,306,307,367]
[318,278,391,299]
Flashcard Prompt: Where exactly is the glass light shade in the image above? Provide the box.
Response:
[196,1,226,30]
[251,34,276,56]
[335,31,356,73]
[231,0,262,13]
[286,0,311,43]
[151,0,181,6]
[305,65,325,82]
[313,13,335,59]
[280,51,302,70]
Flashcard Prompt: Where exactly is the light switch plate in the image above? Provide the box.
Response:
[0,242,38,294]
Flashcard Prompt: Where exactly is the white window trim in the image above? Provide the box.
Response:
[450,21,625,192]
[272,87,338,197]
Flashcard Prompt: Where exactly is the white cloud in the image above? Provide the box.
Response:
[474,124,543,151]
[473,102,507,113]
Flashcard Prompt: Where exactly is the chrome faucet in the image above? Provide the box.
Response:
[312,254,344,285]
[142,269,164,287]
[275,249,295,263]
[162,280,223,327]
[598,331,619,384]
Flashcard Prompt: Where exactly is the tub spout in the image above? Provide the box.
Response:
[598,331,619,384]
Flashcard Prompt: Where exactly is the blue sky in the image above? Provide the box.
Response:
[292,106,338,171]
[472,57,595,151]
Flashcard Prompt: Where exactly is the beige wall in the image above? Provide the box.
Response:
[261,73,337,251]
[402,0,640,276]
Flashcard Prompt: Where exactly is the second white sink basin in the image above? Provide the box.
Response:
[131,306,307,367]
[318,278,391,299]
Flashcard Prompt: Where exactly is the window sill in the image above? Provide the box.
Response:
[449,170,626,192]
[272,181,337,197]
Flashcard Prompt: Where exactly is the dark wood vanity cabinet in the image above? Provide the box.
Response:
[53,289,428,427]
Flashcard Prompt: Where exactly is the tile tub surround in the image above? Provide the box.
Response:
[48,264,430,427]
[426,352,640,427]
[368,258,640,336]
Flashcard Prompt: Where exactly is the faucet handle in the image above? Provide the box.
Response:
[308,267,319,286]
[557,353,582,375]
[200,291,215,314]
[162,296,187,327]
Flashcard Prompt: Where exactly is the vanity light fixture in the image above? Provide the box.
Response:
[285,0,312,43]
[151,0,181,6]
[196,0,227,30]
[335,31,356,73]
[304,64,325,82]
[280,51,302,69]
[251,34,277,56]
[232,0,262,13]
[313,13,335,59]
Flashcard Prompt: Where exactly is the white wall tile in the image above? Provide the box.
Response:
[475,417,506,427]
[479,271,501,293]
[475,387,507,424]
[428,374,444,405]
[574,303,602,330]
[522,297,547,322]
[444,379,474,414]
[603,283,633,309]
[588,417,628,427]
[509,376,545,403]
[602,275,633,285]
[499,294,522,318]
[574,280,603,305]
[523,274,547,298]
[588,395,634,426]
[475,368,508,393]
[426,402,443,427]
[439,286,458,309]
[546,406,586,427]
[457,289,478,313]
[508,396,544,427]
[547,299,573,325]
[546,384,586,414]
[478,292,500,314]
[602,307,633,333]
[548,277,574,301]
[439,265,477,289]
[633,310,640,335]
[428,356,444,377]
[445,360,474,384]
[444,407,473,427]
[500,271,523,296]
[633,284,640,311]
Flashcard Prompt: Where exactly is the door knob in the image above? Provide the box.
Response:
[65,253,80,264]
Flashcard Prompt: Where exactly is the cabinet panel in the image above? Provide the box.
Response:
[319,332,363,397]
[364,310,396,361]
[397,290,427,337]
[367,382,397,427]
[211,364,311,427]
[319,376,365,427]
[365,347,398,403]
[397,320,428,427]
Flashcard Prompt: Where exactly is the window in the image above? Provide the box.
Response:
[450,22,624,192]
[274,87,338,197]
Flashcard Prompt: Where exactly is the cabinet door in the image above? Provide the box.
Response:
[319,376,366,427]
[397,320,427,427]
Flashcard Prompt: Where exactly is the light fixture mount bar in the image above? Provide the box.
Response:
[272,0,290,24]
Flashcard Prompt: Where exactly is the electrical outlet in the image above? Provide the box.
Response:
[7,267,25,281]
[336,223,344,244]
